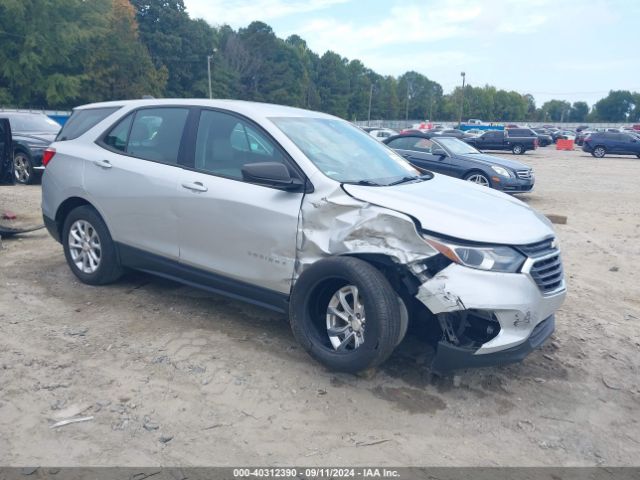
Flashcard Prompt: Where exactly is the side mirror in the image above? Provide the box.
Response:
[241,162,304,191]
[432,147,447,157]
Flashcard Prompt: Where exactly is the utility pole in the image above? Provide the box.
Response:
[458,71,466,127]
[207,48,217,99]
[405,85,410,121]
[367,84,373,126]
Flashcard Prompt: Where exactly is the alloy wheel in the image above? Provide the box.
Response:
[68,220,102,274]
[466,174,490,187]
[14,153,30,184]
[326,285,366,351]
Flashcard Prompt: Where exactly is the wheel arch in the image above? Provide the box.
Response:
[54,197,95,239]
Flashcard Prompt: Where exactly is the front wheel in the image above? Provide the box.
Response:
[289,257,402,373]
[512,144,524,155]
[62,205,123,285]
[464,171,491,188]
[14,151,34,184]
[592,146,606,158]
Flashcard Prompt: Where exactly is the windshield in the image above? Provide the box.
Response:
[271,117,418,185]
[436,137,480,155]
[6,113,60,133]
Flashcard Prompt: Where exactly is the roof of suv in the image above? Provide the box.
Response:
[74,99,333,120]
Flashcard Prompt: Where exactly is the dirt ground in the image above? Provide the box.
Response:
[0,147,639,467]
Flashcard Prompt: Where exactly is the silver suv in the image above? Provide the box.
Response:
[42,99,566,374]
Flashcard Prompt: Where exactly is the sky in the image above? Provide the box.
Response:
[182,0,640,107]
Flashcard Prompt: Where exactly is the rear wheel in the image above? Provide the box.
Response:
[62,205,123,285]
[592,146,606,158]
[14,151,34,184]
[464,171,491,188]
[512,144,524,155]
[289,257,402,373]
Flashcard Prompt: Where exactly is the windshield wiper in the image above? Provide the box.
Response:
[354,179,382,186]
[386,173,433,186]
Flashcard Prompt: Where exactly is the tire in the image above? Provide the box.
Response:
[62,205,123,285]
[512,144,524,155]
[464,171,491,188]
[592,146,606,158]
[14,151,35,184]
[289,256,402,373]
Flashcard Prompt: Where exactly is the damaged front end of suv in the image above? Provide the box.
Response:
[294,179,566,374]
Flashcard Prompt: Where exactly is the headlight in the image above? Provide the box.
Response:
[490,165,511,177]
[422,235,525,273]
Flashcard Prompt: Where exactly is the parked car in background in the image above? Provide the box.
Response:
[41,99,565,374]
[575,130,594,146]
[368,128,398,141]
[464,128,485,138]
[467,119,483,125]
[432,128,465,139]
[383,134,535,193]
[554,130,576,142]
[532,129,553,146]
[575,125,589,133]
[465,129,538,154]
[1,111,61,184]
[582,131,640,158]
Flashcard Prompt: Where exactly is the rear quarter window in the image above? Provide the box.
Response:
[57,107,121,141]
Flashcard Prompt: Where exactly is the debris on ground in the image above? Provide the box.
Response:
[49,416,94,429]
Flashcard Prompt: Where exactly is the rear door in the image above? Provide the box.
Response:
[86,106,191,260]
[387,136,441,171]
[0,118,13,185]
[176,108,304,295]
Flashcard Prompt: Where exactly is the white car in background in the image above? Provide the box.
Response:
[368,128,398,140]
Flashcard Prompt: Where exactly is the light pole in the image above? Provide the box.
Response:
[207,48,217,99]
[405,84,410,121]
[458,71,466,127]
[367,83,373,126]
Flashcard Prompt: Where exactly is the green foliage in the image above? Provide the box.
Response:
[592,90,635,121]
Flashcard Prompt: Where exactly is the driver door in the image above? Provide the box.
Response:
[0,118,13,185]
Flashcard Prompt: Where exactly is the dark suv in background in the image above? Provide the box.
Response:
[1,111,61,184]
[582,132,640,158]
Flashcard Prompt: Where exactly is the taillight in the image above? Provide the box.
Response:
[42,147,56,166]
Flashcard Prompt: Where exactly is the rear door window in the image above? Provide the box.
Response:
[126,108,189,165]
[57,107,120,141]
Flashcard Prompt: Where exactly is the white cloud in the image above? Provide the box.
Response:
[183,0,349,27]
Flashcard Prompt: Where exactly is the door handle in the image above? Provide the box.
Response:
[181,181,208,192]
[93,159,112,169]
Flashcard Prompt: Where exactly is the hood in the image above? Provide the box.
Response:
[455,152,531,171]
[13,132,57,144]
[342,174,553,245]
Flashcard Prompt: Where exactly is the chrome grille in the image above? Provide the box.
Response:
[516,169,533,179]
[518,239,565,294]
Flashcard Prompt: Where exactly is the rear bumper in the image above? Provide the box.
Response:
[43,214,60,243]
[431,315,555,374]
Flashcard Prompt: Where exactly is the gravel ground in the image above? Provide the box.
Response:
[0,147,639,466]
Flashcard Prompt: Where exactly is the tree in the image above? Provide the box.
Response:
[132,0,216,98]
[569,101,589,122]
[83,0,166,102]
[540,99,571,122]
[592,90,635,121]
[0,0,101,108]
[316,51,350,117]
